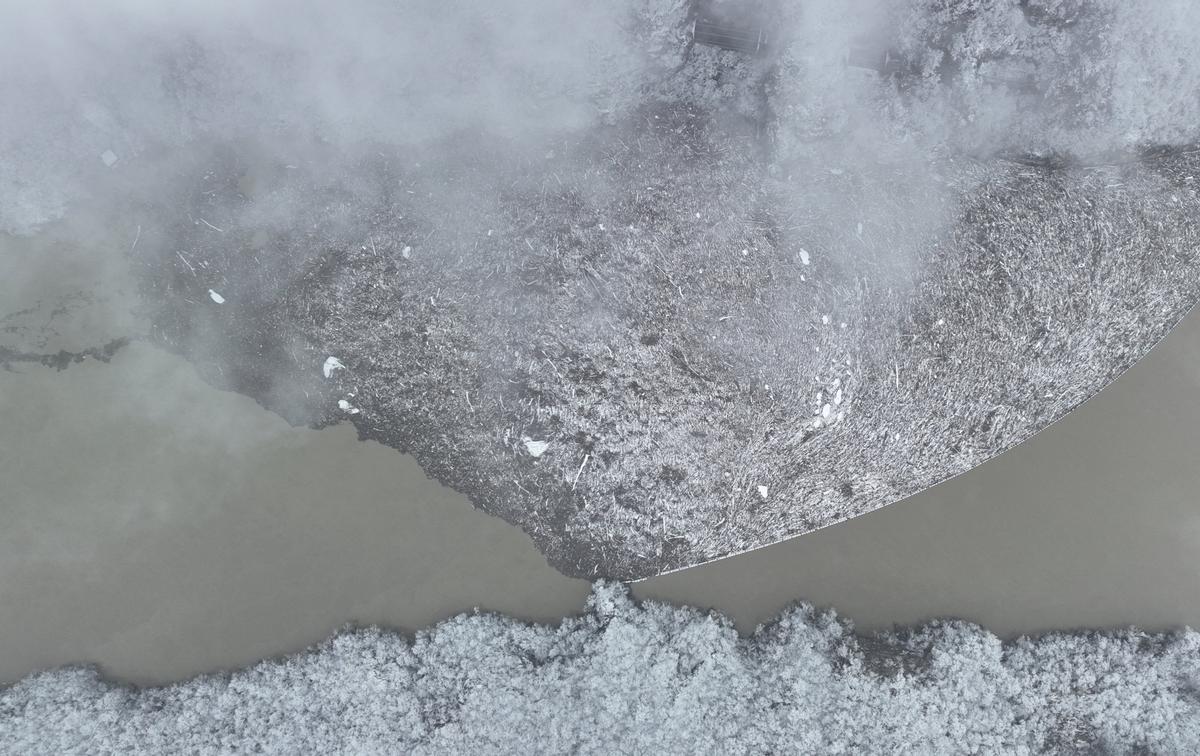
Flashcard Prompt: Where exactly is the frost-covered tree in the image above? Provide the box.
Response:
[4,583,1199,753]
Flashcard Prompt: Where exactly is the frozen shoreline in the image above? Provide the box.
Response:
[1,308,1199,692]
[2,308,1200,690]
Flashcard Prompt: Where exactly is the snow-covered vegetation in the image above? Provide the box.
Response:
[3,583,1198,753]
[773,0,1200,158]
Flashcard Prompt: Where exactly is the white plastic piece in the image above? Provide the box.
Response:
[208,289,225,304]
[757,485,769,499]
[100,150,118,167]
[799,248,810,265]
[338,399,361,415]
[523,438,550,458]
[323,357,345,379]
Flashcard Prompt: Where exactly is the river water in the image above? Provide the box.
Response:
[2,221,1198,685]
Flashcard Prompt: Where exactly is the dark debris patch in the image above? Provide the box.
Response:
[0,338,130,372]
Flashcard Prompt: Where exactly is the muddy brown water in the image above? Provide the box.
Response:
[2,221,1199,686]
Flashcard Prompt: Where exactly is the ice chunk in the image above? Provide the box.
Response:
[798,248,810,265]
[323,357,345,379]
[100,150,118,167]
[208,289,225,304]
[523,438,550,458]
